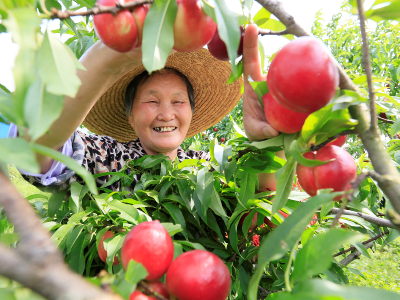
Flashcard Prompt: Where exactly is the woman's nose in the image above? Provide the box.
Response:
[157,104,175,121]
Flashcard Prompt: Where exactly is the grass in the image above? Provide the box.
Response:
[6,165,400,295]
[344,239,400,294]
[7,165,51,199]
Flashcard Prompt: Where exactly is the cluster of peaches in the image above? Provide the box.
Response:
[93,0,242,60]
[98,221,231,300]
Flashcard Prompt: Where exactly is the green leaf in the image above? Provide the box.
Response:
[0,88,17,124]
[300,228,314,246]
[214,0,240,76]
[158,179,174,201]
[365,1,400,21]
[249,135,283,149]
[108,200,140,224]
[31,143,97,194]
[248,81,269,106]
[229,216,240,255]
[161,222,183,236]
[96,226,112,251]
[51,223,75,250]
[163,202,187,239]
[70,181,88,213]
[227,60,243,85]
[219,144,232,176]
[248,192,338,300]
[125,260,149,284]
[0,138,39,173]
[259,18,286,31]
[193,168,214,222]
[104,234,124,266]
[347,267,367,280]
[224,157,236,184]
[74,0,95,8]
[271,158,296,216]
[0,233,19,245]
[390,118,400,136]
[206,209,224,241]
[142,0,177,73]
[48,191,66,218]
[3,8,41,125]
[210,187,228,223]
[301,105,333,142]
[202,0,216,23]
[291,278,400,300]
[289,139,331,167]
[238,172,257,207]
[61,18,83,49]
[176,179,192,209]
[253,7,271,25]
[291,229,362,283]
[67,229,85,275]
[175,240,206,251]
[66,225,84,254]
[36,27,84,97]
[352,241,371,259]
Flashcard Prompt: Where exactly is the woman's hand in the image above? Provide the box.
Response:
[242,24,279,141]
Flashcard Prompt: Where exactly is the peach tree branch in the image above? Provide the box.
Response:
[330,208,396,229]
[50,0,153,19]
[357,0,377,130]
[0,170,122,300]
[258,28,289,36]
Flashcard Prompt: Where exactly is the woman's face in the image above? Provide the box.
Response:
[128,72,193,157]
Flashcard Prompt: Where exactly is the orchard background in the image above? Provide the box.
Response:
[1,0,400,300]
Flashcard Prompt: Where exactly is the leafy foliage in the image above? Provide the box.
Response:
[0,0,400,300]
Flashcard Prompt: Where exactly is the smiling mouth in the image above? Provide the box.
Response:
[153,127,177,132]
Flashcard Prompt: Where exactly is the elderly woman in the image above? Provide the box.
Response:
[9,25,280,191]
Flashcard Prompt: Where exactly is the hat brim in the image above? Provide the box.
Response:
[83,48,243,142]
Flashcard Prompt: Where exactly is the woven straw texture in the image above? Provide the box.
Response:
[83,48,242,142]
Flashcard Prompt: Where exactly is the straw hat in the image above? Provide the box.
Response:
[83,48,243,143]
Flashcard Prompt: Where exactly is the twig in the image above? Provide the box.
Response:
[50,0,153,19]
[330,208,396,229]
[228,147,252,162]
[309,130,354,152]
[334,230,389,258]
[357,0,377,130]
[258,285,271,298]
[377,116,395,124]
[228,226,258,263]
[329,201,347,229]
[345,170,371,202]
[0,170,121,300]
[137,281,169,300]
[258,28,289,36]
[338,241,373,266]
[378,228,390,247]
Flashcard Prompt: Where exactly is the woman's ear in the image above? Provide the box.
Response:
[128,113,135,129]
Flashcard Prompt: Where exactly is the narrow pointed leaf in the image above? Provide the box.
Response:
[0,138,39,173]
[291,229,362,283]
[271,158,296,216]
[248,192,338,300]
[142,0,177,73]
[36,28,83,97]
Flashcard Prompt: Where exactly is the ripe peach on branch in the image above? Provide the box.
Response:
[121,220,174,281]
[267,36,339,114]
[297,145,357,200]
